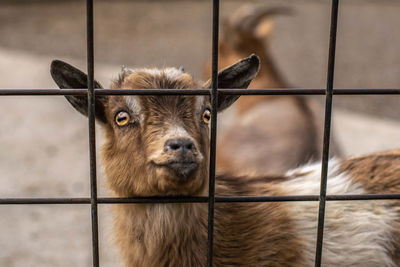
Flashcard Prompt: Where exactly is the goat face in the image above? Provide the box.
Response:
[50,55,259,197]
[102,86,211,197]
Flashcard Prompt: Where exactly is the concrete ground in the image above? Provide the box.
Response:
[0,0,400,266]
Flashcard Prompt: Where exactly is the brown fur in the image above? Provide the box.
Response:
[339,151,400,264]
[110,176,307,267]
[216,96,323,176]
[206,6,341,175]
[215,175,306,266]
[99,69,307,266]
[52,59,400,266]
[340,150,400,194]
[103,72,209,197]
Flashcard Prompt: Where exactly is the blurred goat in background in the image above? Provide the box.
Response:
[206,5,341,176]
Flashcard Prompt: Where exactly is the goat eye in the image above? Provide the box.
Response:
[115,111,130,126]
[202,109,211,124]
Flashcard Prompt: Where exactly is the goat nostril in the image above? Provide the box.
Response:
[165,139,195,153]
[185,143,193,150]
[170,143,181,151]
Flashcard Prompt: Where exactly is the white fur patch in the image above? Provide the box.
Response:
[124,96,142,123]
[282,160,398,266]
[196,96,206,111]
[164,68,185,81]
[124,96,141,114]
[165,126,191,140]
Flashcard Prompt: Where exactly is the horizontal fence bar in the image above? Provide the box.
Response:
[2,194,400,205]
[1,88,400,96]
[98,196,208,204]
[216,88,400,95]
[0,198,91,204]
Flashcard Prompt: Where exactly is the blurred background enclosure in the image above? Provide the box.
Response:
[1,0,400,266]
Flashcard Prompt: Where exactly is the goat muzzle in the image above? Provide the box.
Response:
[151,138,200,181]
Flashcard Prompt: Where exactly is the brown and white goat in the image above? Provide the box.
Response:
[51,55,400,267]
[206,5,341,175]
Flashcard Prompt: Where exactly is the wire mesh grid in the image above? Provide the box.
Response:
[2,0,400,266]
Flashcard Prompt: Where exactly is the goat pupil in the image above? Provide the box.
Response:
[115,112,130,126]
[202,110,211,123]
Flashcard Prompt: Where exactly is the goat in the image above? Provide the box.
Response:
[206,5,341,175]
[51,55,400,266]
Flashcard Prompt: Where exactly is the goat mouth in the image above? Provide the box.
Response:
[153,160,199,180]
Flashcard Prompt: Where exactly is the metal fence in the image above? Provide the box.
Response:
[1,0,400,266]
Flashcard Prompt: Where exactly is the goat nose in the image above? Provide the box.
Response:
[164,138,195,153]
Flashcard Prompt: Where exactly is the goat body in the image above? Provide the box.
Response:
[111,156,400,267]
[207,5,341,175]
[111,154,400,267]
[51,56,400,267]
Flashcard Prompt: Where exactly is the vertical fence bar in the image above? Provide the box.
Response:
[314,0,340,266]
[86,0,100,266]
[207,0,220,266]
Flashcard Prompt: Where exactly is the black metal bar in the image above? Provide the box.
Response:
[98,196,209,204]
[207,0,220,265]
[0,198,91,205]
[3,194,400,205]
[315,0,340,266]
[325,194,400,201]
[2,88,400,96]
[0,89,88,96]
[97,89,210,95]
[218,88,400,95]
[86,0,100,266]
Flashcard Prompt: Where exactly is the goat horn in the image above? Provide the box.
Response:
[229,5,294,33]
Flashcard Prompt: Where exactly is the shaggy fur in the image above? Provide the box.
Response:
[51,58,400,267]
[102,66,307,266]
[284,160,400,266]
[104,71,400,267]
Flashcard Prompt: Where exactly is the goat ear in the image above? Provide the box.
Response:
[214,54,260,111]
[50,60,108,123]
